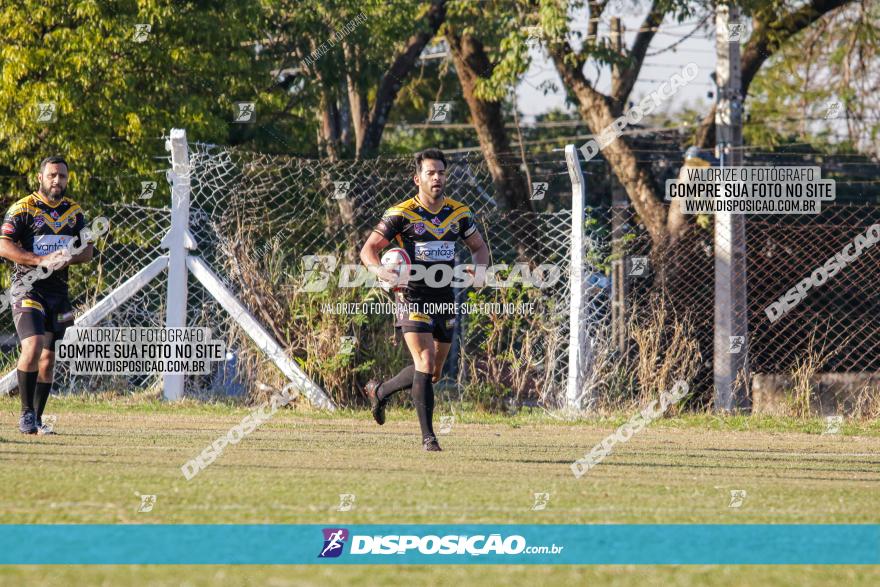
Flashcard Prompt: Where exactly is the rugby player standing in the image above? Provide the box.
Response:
[0,156,94,434]
[360,149,489,451]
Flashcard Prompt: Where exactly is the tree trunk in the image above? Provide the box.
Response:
[318,88,341,160]
[357,0,446,158]
[446,30,532,213]
[550,45,669,246]
[342,40,368,149]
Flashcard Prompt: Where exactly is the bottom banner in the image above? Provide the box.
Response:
[0,525,877,564]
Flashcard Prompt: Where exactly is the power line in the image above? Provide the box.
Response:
[646,15,713,56]
[441,125,691,155]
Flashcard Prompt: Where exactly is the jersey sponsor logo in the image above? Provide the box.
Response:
[414,240,454,262]
[49,210,60,220]
[20,299,45,313]
[33,234,73,256]
[431,216,441,225]
[33,215,45,228]
[412,222,426,235]
[2,222,14,234]
[450,222,460,234]
[68,215,76,227]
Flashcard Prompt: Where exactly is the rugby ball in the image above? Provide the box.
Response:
[379,247,411,292]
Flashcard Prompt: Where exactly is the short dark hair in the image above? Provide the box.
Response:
[39,156,68,174]
[414,148,446,174]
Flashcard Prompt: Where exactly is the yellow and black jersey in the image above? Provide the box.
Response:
[1,192,90,297]
[373,195,477,301]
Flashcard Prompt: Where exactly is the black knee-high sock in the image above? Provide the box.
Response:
[410,370,436,440]
[17,370,37,414]
[378,365,416,401]
[35,381,52,420]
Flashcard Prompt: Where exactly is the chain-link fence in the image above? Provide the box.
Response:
[0,143,586,408]
[189,144,583,409]
[593,148,880,410]
[0,140,877,413]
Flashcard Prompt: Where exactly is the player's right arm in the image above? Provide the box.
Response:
[0,209,44,266]
[0,239,43,266]
[360,208,406,283]
[359,232,397,283]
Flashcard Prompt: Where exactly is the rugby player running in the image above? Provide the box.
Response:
[0,156,94,434]
[360,149,489,451]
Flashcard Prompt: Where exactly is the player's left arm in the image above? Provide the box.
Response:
[67,243,94,265]
[463,230,489,287]
[458,207,489,287]
[65,210,95,266]
[51,243,92,271]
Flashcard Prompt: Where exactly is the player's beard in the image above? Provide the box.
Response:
[39,183,66,201]
[425,182,444,201]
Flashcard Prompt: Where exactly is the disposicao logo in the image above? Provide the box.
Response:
[318,528,349,558]
[317,529,562,559]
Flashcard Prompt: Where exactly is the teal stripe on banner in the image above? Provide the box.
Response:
[0,525,877,565]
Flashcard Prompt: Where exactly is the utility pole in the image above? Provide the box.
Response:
[714,4,750,412]
[610,16,629,356]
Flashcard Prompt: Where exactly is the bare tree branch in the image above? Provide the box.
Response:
[695,0,853,149]
[610,0,664,113]
[446,28,532,212]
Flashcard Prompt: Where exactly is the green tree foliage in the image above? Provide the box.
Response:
[263,0,446,158]
[0,0,273,207]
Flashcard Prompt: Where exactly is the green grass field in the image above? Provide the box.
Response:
[1,396,878,585]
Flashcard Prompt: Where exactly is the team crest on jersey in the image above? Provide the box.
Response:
[33,215,45,228]
[67,215,76,227]
[450,222,460,234]
[412,222,426,235]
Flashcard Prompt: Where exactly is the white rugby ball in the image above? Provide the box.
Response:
[379,247,411,292]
